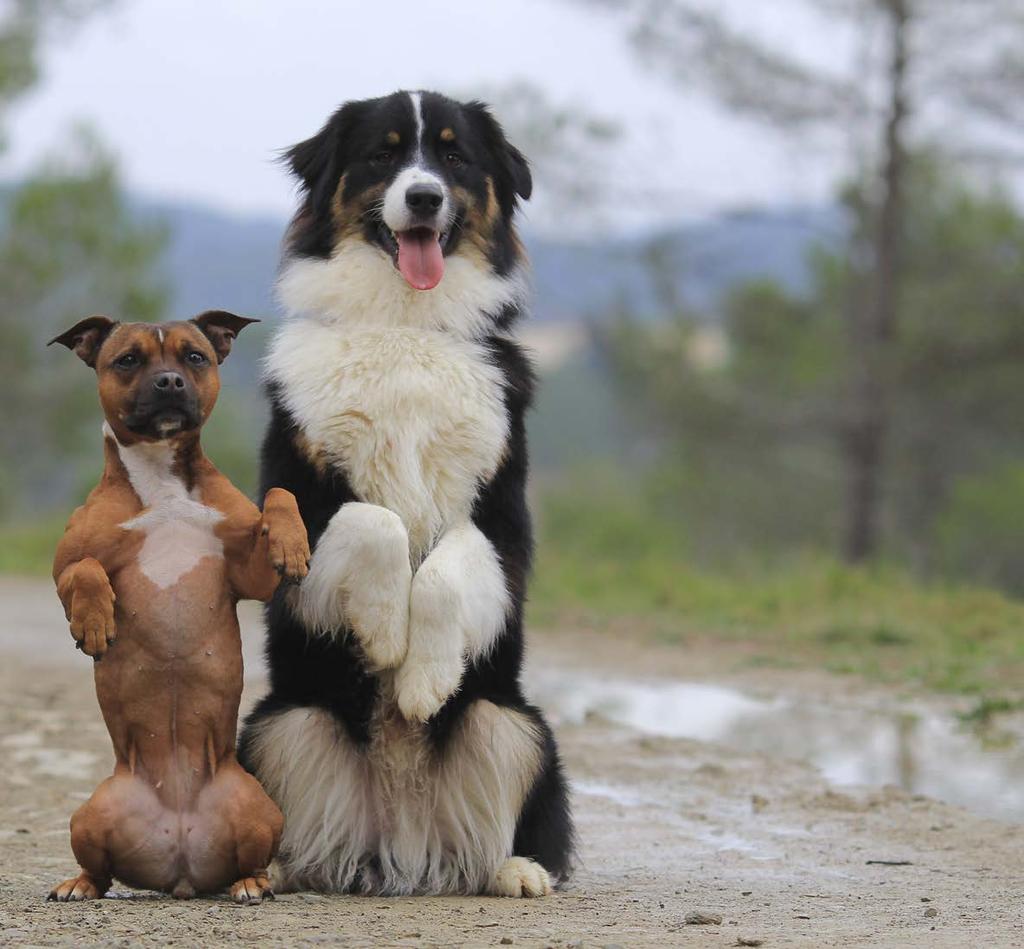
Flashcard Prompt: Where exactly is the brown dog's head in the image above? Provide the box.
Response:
[49,311,257,443]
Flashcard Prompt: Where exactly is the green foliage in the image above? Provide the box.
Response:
[603,158,1024,589]
[529,477,1024,696]
[0,129,169,516]
[0,1,109,148]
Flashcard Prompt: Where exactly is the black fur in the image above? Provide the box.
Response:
[239,91,575,891]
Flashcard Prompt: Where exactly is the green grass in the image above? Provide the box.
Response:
[527,480,1024,698]
[0,516,66,576]
[6,480,1024,702]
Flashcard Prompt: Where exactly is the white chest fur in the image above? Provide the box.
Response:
[267,320,509,557]
[107,425,224,589]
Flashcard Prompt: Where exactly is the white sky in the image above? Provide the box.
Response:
[3,0,857,234]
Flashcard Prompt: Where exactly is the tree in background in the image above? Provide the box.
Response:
[588,0,1024,562]
[0,0,169,516]
[607,158,1024,587]
[0,0,108,147]
[0,129,169,512]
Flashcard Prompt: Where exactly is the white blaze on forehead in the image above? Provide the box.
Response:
[408,91,424,155]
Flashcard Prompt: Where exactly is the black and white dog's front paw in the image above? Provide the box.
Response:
[395,523,509,721]
[296,502,411,671]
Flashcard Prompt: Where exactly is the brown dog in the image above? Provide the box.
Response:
[46,311,310,904]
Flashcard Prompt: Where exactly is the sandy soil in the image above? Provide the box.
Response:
[1,577,1023,948]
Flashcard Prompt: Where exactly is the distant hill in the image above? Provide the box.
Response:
[135,198,844,326]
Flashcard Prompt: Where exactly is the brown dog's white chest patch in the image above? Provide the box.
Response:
[268,322,508,557]
[106,425,224,589]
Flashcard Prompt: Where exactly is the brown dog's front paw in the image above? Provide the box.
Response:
[260,488,310,584]
[47,873,105,902]
[69,577,116,660]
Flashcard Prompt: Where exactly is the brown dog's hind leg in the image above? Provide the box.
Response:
[208,762,282,905]
[48,805,112,902]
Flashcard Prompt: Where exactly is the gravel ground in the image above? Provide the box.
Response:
[2,577,1023,948]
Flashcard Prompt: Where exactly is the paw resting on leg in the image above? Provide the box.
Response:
[260,488,311,583]
[395,560,466,721]
[395,524,510,722]
[296,503,411,671]
[491,857,553,898]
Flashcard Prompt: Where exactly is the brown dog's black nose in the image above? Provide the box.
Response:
[405,183,443,214]
[153,371,186,392]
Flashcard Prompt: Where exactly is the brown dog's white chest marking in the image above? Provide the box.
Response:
[106,423,224,589]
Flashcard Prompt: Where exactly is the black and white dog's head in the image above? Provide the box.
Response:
[282,91,532,295]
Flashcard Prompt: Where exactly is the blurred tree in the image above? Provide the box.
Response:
[605,159,1024,580]
[0,130,169,514]
[586,0,1024,562]
[0,0,109,149]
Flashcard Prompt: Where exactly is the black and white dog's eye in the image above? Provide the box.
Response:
[371,150,394,166]
[445,151,465,167]
[115,353,139,370]
[186,351,208,366]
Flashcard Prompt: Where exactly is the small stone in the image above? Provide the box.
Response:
[501,939,513,946]
[924,907,938,918]
[751,794,769,813]
[736,939,764,948]
[685,912,723,925]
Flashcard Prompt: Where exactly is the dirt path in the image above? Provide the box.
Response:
[1,577,1022,948]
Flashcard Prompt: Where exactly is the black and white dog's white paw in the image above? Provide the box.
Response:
[491,857,553,898]
[395,523,509,721]
[296,502,411,671]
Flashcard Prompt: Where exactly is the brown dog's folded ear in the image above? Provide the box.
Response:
[48,315,118,368]
[191,310,260,364]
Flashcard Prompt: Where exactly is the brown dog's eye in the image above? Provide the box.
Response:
[185,351,208,367]
[114,353,139,370]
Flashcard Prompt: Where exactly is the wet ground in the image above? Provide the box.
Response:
[2,576,1024,947]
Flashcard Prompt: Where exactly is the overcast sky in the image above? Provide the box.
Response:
[4,0,854,235]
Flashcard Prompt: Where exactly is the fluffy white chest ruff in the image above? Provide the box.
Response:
[107,426,224,589]
[268,320,509,556]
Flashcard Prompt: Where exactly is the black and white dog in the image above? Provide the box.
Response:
[238,91,574,897]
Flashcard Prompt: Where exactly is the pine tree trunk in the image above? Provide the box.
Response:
[842,0,910,563]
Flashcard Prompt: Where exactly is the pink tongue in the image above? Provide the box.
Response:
[396,229,444,290]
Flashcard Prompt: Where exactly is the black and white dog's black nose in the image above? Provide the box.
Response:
[405,183,443,215]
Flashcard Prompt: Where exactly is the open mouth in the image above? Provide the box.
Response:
[377,223,452,291]
[126,406,195,439]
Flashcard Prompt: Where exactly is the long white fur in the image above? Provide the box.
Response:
[395,522,511,722]
[246,700,543,896]
[276,235,526,339]
[267,294,510,559]
[296,502,411,670]
[107,423,223,589]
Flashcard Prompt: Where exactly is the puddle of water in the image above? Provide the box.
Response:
[533,670,1024,824]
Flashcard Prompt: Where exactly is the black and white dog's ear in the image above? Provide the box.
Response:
[283,101,367,211]
[466,101,532,213]
[191,310,259,364]
[48,315,118,368]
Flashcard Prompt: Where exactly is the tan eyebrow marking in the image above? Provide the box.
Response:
[440,127,455,142]
[386,130,400,145]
